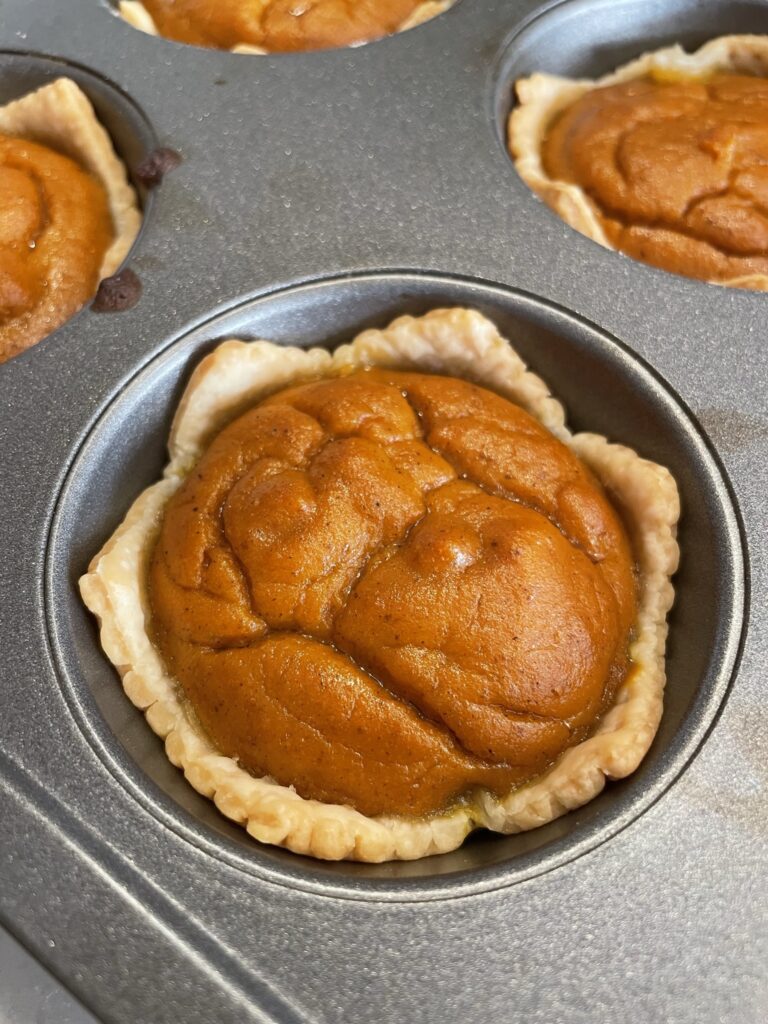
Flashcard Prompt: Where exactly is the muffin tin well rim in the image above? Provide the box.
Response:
[43,269,749,903]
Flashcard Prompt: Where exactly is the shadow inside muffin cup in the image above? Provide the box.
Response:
[46,271,746,898]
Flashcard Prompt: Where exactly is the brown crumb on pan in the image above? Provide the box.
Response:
[92,269,143,313]
[135,147,182,187]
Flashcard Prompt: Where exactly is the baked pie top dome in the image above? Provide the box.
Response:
[148,368,636,818]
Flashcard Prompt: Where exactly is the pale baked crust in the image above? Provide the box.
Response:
[0,78,141,278]
[119,0,452,51]
[508,34,768,291]
[80,308,679,861]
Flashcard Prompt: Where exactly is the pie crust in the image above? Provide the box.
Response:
[80,308,679,861]
[509,34,768,291]
[118,0,452,53]
[0,78,141,280]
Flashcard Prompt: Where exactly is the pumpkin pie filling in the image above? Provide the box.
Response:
[139,0,439,51]
[148,368,637,818]
[540,73,768,284]
[0,133,114,363]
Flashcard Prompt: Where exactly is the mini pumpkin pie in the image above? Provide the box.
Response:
[80,308,679,861]
[510,35,768,289]
[119,0,453,53]
[0,79,141,363]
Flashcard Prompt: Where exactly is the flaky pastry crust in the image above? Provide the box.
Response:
[0,78,141,279]
[118,0,452,53]
[80,308,679,861]
[509,35,768,291]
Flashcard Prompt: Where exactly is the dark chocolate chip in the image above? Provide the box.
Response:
[92,269,142,313]
[135,147,182,188]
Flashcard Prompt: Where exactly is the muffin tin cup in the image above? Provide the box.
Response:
[0,1,765,1022]
[46,271,746,897]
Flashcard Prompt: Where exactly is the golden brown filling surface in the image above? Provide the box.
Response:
[141,0,428,51]
[542,73,768,284]
[149,370,636,818]
[0,133,113,363]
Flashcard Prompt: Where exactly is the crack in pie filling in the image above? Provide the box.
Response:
[509,35,768,290]
[0,79,141,363]
[80,309,679,861]
[119,0,453,53]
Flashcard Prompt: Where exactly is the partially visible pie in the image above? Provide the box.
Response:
[80,308,679,862]
[119,0,453,53]
[0,79,141,362]
[509,35,768,289]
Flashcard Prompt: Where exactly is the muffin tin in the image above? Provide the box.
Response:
[0,0,765,1021]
